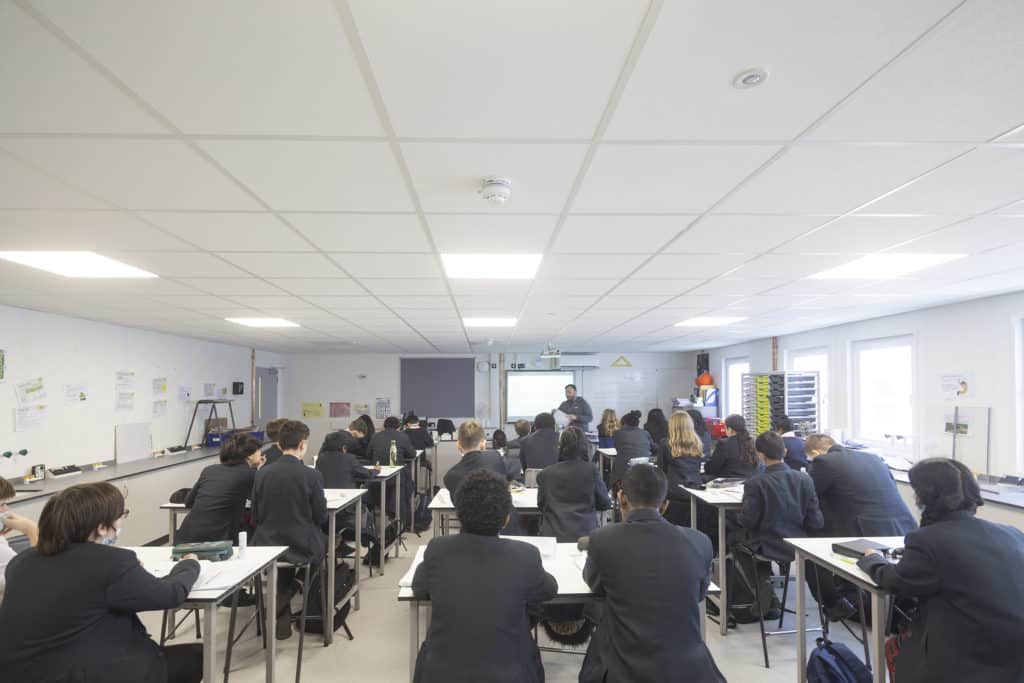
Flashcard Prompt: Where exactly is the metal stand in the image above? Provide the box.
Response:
[184,399,237,447]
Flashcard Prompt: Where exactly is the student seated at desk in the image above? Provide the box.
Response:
[516,412,559,472]
[580,465,724,683]
[705,414,762,480]
[443,420,507,500]
[686,408,713,460]
[176,434,262,544]
[345,419,369,460]
[403,413,435,451]
[858,459,1024,683]
[610,410,657,487]
[597,408,619,449]
[658,411,704,527]
[262,417,288,466]
[491,429,523,483]
[507,419,531,449]
[368,416,417,466]
[412,470,557,683]
[0,476,39,597]
[315,430,376,489]
[643,408,669,445]
[0,482,202,683]
[774,415,808,471]
[251,420,328,640]
[537,428,611,542]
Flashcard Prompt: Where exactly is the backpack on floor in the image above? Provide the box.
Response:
[303,563,354,635]
[412,492,432,535]
[726,552,776,624]
[807,637,872,683]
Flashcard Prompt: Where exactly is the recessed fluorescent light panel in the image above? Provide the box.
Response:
[810,253,966,279]
[463,317,517,328]
[441,253,542,279]
[225,318,300,328]
[0,251,157,278]
[675,316,747,327]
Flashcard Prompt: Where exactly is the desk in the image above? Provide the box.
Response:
[160,501,187,545]
[595,447,615,476]
[324,488,367,644]
[427,487,539,536]
[129,545,287,683]
[677,483,743,636]
[373,465,404,575]
[787,536,904,683]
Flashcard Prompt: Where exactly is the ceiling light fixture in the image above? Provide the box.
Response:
[539,342,561,359]
[225,318,300,328]
[0,251,158,278]
[479,176,512,205]
[810,253,966,279]
[441,253,542,279]
[675,316,747,327]
[463,317,517,328]
[732,68,768,89]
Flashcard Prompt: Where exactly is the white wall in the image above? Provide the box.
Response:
[701,291,1024,476]
[0,304,256,481]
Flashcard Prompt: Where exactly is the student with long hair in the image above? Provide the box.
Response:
[659,412,705,526]
[610,410,657,486]
[537,428,611,542]
[705,414,761,480]
[686,408,713,460]
[597,409,620,449]
[643,408,669,445]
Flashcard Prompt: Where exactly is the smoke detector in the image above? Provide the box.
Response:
[479,176,512,206]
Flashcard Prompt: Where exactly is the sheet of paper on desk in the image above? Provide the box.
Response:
[432,489,453,507]
[503,535,556,558]
[145,558,253,591]
[399,545,428,588]
[574,551,588,571]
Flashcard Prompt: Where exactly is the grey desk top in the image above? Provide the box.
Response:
[880,453,1024,511]
[8,446,221,506]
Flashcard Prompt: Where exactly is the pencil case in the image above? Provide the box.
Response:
[171,540,234,562]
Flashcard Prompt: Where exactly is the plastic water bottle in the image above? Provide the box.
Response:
[389,440,397,467]
[238,531,247,559]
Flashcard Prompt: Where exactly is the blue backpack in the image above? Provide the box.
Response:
[807,637,873,683]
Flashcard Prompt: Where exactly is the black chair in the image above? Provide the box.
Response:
[275,559,329,683]
[436,419,456,440]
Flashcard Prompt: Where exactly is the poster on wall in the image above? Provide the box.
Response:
[353,403,369,413]
[203,383,216,398]
[329,402,351,418]
[116,392,135,411]
[64,384,89,405]
[375,398,391,420]
[302,401,324,418]
[940,372,974,401]
[116,371,135,391]
[152,377,168,394]
[15,377,46,406]
[179,386,192,402]
[14,404,48,431]
[152,400,168,418]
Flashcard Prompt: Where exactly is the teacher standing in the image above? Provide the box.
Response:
[558,384,593,432]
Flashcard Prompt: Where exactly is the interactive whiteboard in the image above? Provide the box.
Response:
[506,371,576,421]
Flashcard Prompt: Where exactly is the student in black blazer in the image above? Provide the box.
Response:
[516,412,559,472]
[705,414,762,480]
[658,411,705,527]
[0,482,202,683]
[443,420,508,500]
[610,410,658,485]
[537,428,611,542]
[685,409,713,460]
[580,465,724,683]
[858,459,1024,683]
[403,413,435,451]
[176,433,262,544]
[315,430,376,489]
[643,408,669,445]
[773,415,809,470]
[368,416,417,465]
[412,470,557,683]
[262,417,288,466]
[345,419,369,460]
[251,420,328,639]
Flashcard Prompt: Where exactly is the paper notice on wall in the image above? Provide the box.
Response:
[329,402,351,418]
[375,398,391,420]
[152,377,168,395]
[302,401,324,418]
[116,371,135,391]
[116,392,135,411]
[203,383,216,398]
[15,377,46,406]
[179,386,192,402]
[353,403,368,413]
[153,399,168,418]
[940,372,974,401]
[14,404,48,431]
[64,384,89,405]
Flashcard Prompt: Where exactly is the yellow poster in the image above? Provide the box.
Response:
[301,401,324,418]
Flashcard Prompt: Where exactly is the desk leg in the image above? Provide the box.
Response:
[700,597,706,641]
[168,510,176,545]
[394,473,401,559]
[409,600,419,682]
[718,507,728,637]
[265,563,277,683]
[795,552,807,683]
[354,501,362,611]
[690,497,697,530]
[326,508,336,645]
[432,509,441,537]
[202,604,218,683]
[870,591,886,683]
[379,479,387,576]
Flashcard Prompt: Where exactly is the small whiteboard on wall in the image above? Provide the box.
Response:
[115,422,153,464]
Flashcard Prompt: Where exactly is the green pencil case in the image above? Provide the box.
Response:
[171,540,234,562]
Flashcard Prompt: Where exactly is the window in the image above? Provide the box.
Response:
[787,347,830,430]
[724,357,750,418]
[852,336,913,443]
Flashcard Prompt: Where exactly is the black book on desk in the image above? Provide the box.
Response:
[832,539,891,559]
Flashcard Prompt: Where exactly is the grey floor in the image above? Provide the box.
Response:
[142,527,872,683]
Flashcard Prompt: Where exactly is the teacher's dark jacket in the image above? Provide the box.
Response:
[580,508,724,683]
[412,533,557,683]
[858,510,1024,683]
[176,461,255,543]
[557,396,593,432]
[610,425,657,484]
[252,454,329,564]
[738,463,824,562]
[536,458,611,542]
[809,445,917,537]
[705,435,762,480]
[516,428,559,472]
[0,543,198,683]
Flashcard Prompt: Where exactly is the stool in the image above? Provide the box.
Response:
[222,576,267,682]
[276,558,329,683]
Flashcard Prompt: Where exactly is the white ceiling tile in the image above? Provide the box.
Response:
[149,294,236,310]
[218,252,344,278]
[598,295,672,310]
[727,254,850,279]
[139,212,310,251]
[456,296,525,313]
[610,278,704,295]
[531,279,619,295]
[198,140,411,211]
[178,278,286,296]
[401,142,587,213]
[360,279,448,296]
[608,0,958,140]
[427,215,556,252]
[268,278,364,296]
[0,2,165,134]
[106,251,247,277]
[687,278,790,297]
[760,279,858,296]
[880,254,1020,282]
[33,0,382,136]
[449,280,532,297]
[339,254,442,279]
[285,213,430,252]
[866,147,1024,215]
[632,253,749,279]
[0,210,193,250]
[668,215,827,253]
[718,143,967,214]
[575,144,781,213]
[3,138,260,210]
[383,296,456,310]
[522,295,599,312]
[536,254,648,279]
[810,1,1024,142]
[553,215,693,253]
[774,215,954,253]
[221,295,316,310]
[0,149,107,209]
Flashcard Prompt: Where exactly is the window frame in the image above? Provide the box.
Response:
[850,334,914,449]
[722,355,751,418]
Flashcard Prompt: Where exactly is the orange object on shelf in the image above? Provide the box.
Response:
[696,372,715,386]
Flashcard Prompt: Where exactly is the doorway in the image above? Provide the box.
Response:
[255,367,279,429]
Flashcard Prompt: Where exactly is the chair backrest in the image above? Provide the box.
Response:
[436,418,456,438]
[524,468,543,488]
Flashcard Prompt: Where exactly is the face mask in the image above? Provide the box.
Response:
[101,527,120,546]
[916,502,926,513]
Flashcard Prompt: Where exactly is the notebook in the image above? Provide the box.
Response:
[831,539,891,559]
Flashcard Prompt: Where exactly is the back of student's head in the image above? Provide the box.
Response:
[454,470,511,536]
[383,416,401,430]
[321,430,351,453]
[622,464,667,509]
[492,429,508,450]
[265,417,288,443]
[359,414,375,435]
[774,415,795,434]
[558,427,583,461]
[600,408,620,433]
[278,420,310,451]
[347,419,366,437]
[37,482,124,556]
[724,414,758,467]
[646,408,667,426]
[804,433,835,454]
[220,433,262,464]
[685,409,708,437]
[621,410,642,427]
[755,431,785,462]
[404,413,420,426]
[909,458,983,522]
[534,412,556,430]
[457,419,485,451]
[514,419,531,438]
[0,476,15,502]
[668,411,702,458]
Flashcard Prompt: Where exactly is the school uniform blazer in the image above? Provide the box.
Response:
[367,428,417,466]
[411,533,557,683]
[657,439,703,503]
[251,455,329,564]
[738,463,824,562]
[442,450,508,500]
[858,511,1024,683]
[580,508,724,683]
[176,461,255,543]
[263,444,284,466]
[610,425,657,484]
[315,449,374,489]
[405,427,434,451]
[516,428,559,472]
[536,459,611,542]
[782,434,809,470]
[643,420,668,445]
[809,446,917,537]
[698,431,713,460]
[0,543,199,683]
[704,435,762,480]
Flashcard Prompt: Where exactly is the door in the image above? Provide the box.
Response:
[255,367,279,429]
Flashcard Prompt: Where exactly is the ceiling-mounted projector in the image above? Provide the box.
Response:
[539,343,560,359]
[479,176,512,205]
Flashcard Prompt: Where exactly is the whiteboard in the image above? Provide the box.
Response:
[115,422,153,464]
[506,371,575,420]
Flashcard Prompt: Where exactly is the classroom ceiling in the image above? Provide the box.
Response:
[2,0,1024,355]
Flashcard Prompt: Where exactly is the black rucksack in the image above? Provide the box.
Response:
[302,563,354,635]
[806,637,872,683]
[727,552,777,623]
[412,493,432,535]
